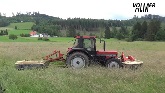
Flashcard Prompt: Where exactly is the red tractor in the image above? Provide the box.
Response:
[65,36,143,69]
[15,36,143,70]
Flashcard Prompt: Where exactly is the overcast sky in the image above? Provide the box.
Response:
[0,0,164,20]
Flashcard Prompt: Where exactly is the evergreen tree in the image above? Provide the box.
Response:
[141,21,147,39]
[116,28,125,40]
[76,32,80,36]
[99,27,104,38]
[120,26,128,38]
[89,33,93,36]
[15,26,17,29]
[5,29,8,35]
[116,32,124,40]
[0,30,3,35]
[67,26,76,37]
[132,22,142,41]
[146,19,161,41]
[104,26,110,39]
[146,21,155,41]
[156,29,165,41]
[112,26,117,38]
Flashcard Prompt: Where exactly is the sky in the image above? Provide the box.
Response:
[0,0,164,20]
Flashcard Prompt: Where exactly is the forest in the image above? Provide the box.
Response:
[0,12,165,41]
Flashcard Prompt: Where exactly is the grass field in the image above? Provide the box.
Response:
[0,36,74,42]
[0,22,34,30]
[8,30,31,35]
[7,22,34,30]
[0,38,165,93]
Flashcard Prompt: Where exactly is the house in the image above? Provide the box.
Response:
[30,31,39,37]
[30,31,37,36]
[30,31,50,37]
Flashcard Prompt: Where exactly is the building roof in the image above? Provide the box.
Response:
[30,31,37,36]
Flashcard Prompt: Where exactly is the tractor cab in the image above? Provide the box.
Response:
[73,36,118,57]
[73,36,96,51]
[67,36,97,56]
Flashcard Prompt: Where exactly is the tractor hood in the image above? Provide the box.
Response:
[97,50,118,56]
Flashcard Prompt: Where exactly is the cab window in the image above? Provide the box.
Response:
[83,39,92,48]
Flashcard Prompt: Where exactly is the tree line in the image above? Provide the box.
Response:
[0,12,165,41]
[104,19,165,41]
[130,19,165,41]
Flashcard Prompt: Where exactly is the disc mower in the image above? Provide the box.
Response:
[15,36,143,70]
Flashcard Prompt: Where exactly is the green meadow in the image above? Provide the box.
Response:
[0,38,165,93]
[0,22,165,93]
[7,22,34,30]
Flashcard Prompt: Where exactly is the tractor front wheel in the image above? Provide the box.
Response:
[106,59,122,68]
[66,52,89,69]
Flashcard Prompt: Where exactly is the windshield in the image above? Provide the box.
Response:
[83,39,92,48]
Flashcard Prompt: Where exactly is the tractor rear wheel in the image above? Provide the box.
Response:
[66,52,89,69]
[106,59,122,68]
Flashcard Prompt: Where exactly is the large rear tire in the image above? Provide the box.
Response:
[106,59,122,68]
[66,52,89,69]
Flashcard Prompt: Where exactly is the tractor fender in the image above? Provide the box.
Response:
[105,56,118,61]
[67,48,91,59]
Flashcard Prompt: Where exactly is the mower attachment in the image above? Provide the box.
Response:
[120,52,143,69]
[43,50,65,62]
[15,60,49,70]
[15,50,65,70]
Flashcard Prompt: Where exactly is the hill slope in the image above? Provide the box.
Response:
[7,22,34,30]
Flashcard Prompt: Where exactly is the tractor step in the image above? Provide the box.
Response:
[15,60,50,70]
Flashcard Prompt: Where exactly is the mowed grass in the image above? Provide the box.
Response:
[7,22,34,30]
[8,30,31,35]
[0,27,13,31]
[0,36,74,42]
[0,38,165,93]
[0,36,40,42]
